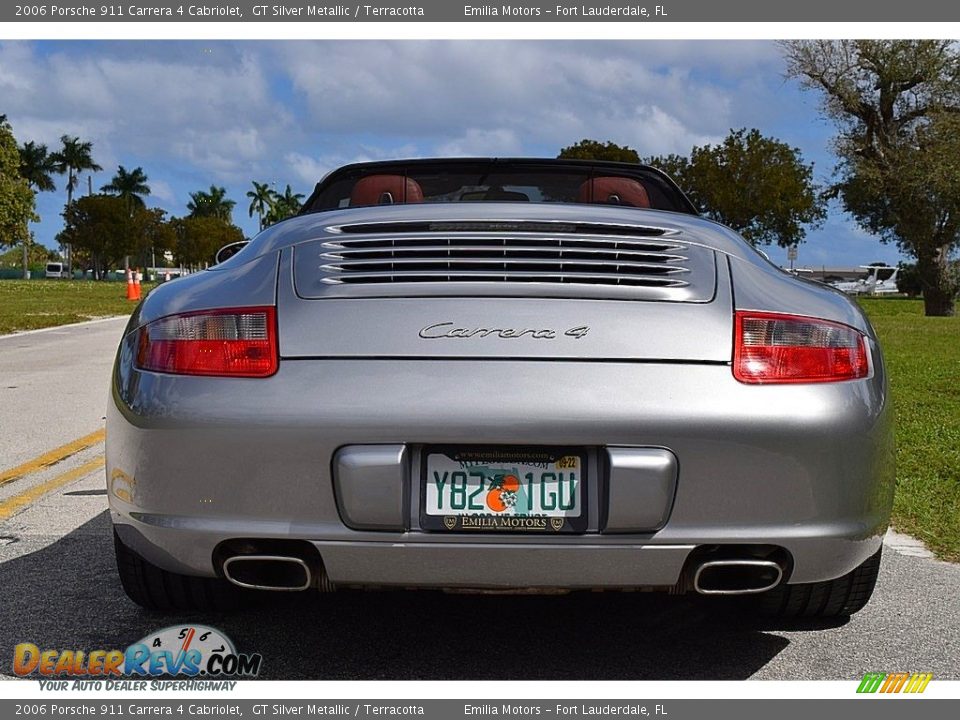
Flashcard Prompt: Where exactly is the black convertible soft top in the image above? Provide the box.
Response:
[300,157,698,216]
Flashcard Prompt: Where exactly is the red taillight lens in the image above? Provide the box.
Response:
[136,307,277,377]
[734,311,869,384]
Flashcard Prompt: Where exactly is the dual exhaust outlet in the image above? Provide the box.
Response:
[692,559,784,595]
[222,555,315,592]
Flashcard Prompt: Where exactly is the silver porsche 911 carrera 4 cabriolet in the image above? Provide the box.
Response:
[107,158,893,617]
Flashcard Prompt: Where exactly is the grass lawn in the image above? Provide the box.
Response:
[858,298,960,562]
[0,279,155,335]
[0,281,956,560]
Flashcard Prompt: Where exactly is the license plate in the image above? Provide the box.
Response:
[421,447,587,533]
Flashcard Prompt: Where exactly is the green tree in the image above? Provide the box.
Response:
[647,128,825,248]
[263,184,304,226]
[57,194,172,279]
[101,165,150,209]
[0,241,58,270]
[247,181,275,231]
[895,262,922,297]
[783,40,960,316]
[137,208,176,273]
[172,215,244,269]
[642,153,690,186]
[101,165,152,271]
[0,118,37,277]
[17,140,57,278]
[558,139,640,163]
[187,185,236,222]
[51,135,102,278]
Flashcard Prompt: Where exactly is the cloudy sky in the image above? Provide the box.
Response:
[1,40,906,268]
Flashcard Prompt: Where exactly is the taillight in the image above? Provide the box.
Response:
[136,307,277,377]
[734,311,869,384]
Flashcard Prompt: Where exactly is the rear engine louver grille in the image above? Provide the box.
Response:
[318,235,691,288]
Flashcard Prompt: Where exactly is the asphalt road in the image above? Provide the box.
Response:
[0,318,958,681]
[0,317,125,469]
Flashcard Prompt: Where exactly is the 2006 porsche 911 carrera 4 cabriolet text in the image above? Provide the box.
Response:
[107,158,893,617]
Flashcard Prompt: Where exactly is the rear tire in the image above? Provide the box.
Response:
[759,547,882,618]
[114,529,246,612]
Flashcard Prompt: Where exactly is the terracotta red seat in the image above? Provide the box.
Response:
[576,177,650,208]
[350,175,424,206]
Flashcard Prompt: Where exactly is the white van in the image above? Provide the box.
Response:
[45,262,67,279]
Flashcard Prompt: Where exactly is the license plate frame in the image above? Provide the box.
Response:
[419,446,588,534]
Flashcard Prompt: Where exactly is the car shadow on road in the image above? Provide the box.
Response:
[0,511,847,680]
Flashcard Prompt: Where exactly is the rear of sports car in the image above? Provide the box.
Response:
[107,201,893,617]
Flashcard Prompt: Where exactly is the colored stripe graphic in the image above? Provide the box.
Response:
[857,673,886,693]
[881,672,908,693]
[905,673,933,694]
[857,672,933,694]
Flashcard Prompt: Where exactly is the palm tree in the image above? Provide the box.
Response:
[19,141,58,192]
[17,141,59,279]
[101,165,150,210]
[187,185,236,223]
[51,135,102,278]
[51,135,102,208]
[278,184,304,211]
[246,181,275,231]
[264,184,305,226]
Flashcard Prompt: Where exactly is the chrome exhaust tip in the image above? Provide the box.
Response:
[222,555,312,591]
[693,559,783,595]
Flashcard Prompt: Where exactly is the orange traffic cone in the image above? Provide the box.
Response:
[133,270,142,300]
[126,269,137,301]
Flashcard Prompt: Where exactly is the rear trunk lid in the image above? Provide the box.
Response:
[278,216,733,362]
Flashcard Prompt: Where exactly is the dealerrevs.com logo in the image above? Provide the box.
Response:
[14,625,262,682]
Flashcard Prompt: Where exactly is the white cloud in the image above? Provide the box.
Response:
[631,105,723,154]
[1,42,289,183]
[435,128,523,156]
[147,178,176,205]
[273,41,757,156]
[172,127,267,179]
[0,43,34,94]
[285,152,331,188]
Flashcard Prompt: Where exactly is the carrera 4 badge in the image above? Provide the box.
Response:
[419,322,589,340]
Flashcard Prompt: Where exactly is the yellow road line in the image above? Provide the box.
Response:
[0,429,105,489]
[0,456,105,522]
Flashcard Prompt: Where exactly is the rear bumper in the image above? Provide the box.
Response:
[107,352,894,589]
[114,519,883,590]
